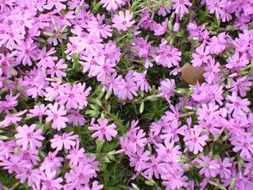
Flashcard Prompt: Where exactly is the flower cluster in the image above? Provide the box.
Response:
[0,0,252,189]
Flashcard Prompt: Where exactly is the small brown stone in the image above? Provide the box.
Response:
[181,63,204,85]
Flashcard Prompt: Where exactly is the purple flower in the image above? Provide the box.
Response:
[191,44,211,67]
[129,149,150,173]
[231,134,253,160]
[44,0,67,11]
[143,156,163,179]
[87,14,112,39]
[187,22,209,40]
[229,76,252,97]
[172,0,192,19]
[65,163,96,189]
[131,37,153,68]
[117,71,138,100]
[27,104,47,122]
[194,155,220,178]
[15,124,44,150]
[155,39,181,68]
[50,132,78,151]
[112,10,135,31]
[40,169,63,190]
[184,126,208,154]
[67,110,86,127]
[197,103,219,121]
[132,71,151,92]
[226,52,249,70]
[16,167,41,189]
[206,0,226,18]
[203,58,221,83]
[100,0,126,11]
[40,151,63,172]
[66,141,85,166]
[88,118,118,141]
[120,121,147,154]
[58,83,91,110]
[159,79,176,102]
[226,92,250,117]
[13,39,39,66]
[207,32,228,55]
[46,103,69,130]
[0,110,26,128]
[217,157,232,179]
[47,59,67,79]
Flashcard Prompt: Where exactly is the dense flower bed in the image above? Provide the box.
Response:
[0,0,253,189]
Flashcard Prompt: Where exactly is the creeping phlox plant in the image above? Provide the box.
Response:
[0,0,253,189]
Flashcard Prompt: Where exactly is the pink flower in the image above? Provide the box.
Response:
[50,132,78,151]
[87,14,112,39]
[187,22,209,40]
[27,104,47,122]
[45,81,64,102]
[100,72,123,95]
[131,37,153,68]
[155,40,181,68]
[23,68,48,98]
[0,93,19,113]
[226,92,250,116]
[65,163,96,189]
[83,181,104,190]
[132,37,152,59]
[0,155,30,174]
[112,10,135,31]
[41,169,63,190]
[231,134,253,160]
[38,47,58,69]
[172,0,192,19]
[0,110,26,128]
[229,76,252,97]
[162,170,188,190]
[159,79,176,102]
[88,118,117,141]
[207,32,228,55]
[197,103,219,122]
[19,147,40,165]
[58,83,91,110]
[203,58,221,83]
[143,156,163,179]
[194,155,220,178]
[152,19,168,36]
[206,0,226,18]
[217,157,232,179]
[129,149,150,173]
[66,141,85,166]
[46,103,69,130]
[184,126,208,154]
[67,110,86,127]
[132,71,151,92]
[116,72,138,100]
[0,24,24,50]
[44,0,67,11]
[15,124,44,150]
[47,59,67,79]
[120,121,147,154]
[16,167,41,189]
[100,0,126,11]
[226,52,249,70]
[13,39,39,66]
[191,44,211,67]
[40,151,63,172]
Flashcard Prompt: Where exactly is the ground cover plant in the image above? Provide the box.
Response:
[0,0,253,189]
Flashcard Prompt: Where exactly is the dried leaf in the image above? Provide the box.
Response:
[181,63,204,84]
